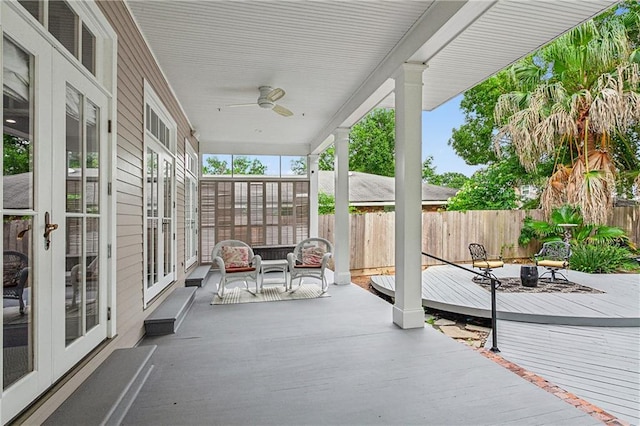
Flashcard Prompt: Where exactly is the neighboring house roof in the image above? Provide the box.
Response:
[3,172,31,210]
[317,170,458,206]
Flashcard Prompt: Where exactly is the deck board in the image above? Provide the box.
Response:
[371,265,639,425]
[495,321,640,425]
[124,272,604,426]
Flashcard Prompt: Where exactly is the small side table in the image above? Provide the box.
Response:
[260,259,289,292]
[520,265,538,287]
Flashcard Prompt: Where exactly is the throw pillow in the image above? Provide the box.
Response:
[221,246,250,268]
[302,246,324,266]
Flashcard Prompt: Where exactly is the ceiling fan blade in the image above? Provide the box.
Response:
[266,88,285,102]
[226,103,258,108]
[273,104,293,117]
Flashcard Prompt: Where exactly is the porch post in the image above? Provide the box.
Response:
[333,128,351,285]
[308,154,319,238]
[393,62,426,329]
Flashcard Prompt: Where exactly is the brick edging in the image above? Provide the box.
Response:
[477,349,630,426]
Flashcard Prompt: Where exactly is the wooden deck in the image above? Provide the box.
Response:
[496,321,640,425]
[371,264,640,326]
[371,265,640,425]
[124,271,603,426]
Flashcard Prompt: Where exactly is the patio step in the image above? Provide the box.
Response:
[185,264,211,287]
[144,287,197,336]
[43,345,156,426]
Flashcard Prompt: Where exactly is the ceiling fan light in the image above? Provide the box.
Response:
[257,99,274,109]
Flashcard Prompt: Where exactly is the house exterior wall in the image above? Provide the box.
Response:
[20,1,196,422]
[98,0,193,340]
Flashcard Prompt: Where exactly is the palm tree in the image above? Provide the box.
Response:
[494,11,640,224]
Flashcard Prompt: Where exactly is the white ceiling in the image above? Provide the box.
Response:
[126,0,618,157]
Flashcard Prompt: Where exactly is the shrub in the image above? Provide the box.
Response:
[570,243,639,273]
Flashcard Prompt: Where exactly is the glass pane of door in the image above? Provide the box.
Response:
[2,37,34,389]
[162,158,172,279]
[146,149,158,288]
[64,84,101,346]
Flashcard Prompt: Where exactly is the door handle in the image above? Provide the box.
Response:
[44,211,58,250]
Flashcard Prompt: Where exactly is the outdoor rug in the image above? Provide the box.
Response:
[211,284,330,305]
[471,276,604,294]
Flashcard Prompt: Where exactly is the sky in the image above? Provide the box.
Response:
[422,94,483,177]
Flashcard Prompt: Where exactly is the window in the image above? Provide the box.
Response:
[202,154,307,177]
[144,82,176,305]
[185,143,198,268]
[81,24,96,74]
[200,179,310,263]
[49,0,77,54]
[17,0,96,76]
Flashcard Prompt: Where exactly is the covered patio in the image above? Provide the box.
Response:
[126,273,603,425]
[127,0,620,329]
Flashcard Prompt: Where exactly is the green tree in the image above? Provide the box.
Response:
[422,156,469,189]
[319,146,334,171]
[495,9,640,223]
[421,156,439,183]
[318,192,335,214]
[290,157,307,175]
[449,72,515,165]
[437,172,469,190]
[3,134,31,175]
[349,109,396,176]
[232,156,267,175]
[317,109,396,176]
[202,156,229,175]
[446,161,523,211]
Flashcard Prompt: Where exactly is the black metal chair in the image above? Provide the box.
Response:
[3,250,29,314]
[468,243,504,282]
[535,241,571,282]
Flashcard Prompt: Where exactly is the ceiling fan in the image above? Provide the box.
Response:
[227,86,294,117]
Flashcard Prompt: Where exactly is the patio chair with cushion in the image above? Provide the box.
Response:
[287,238,333,293]
[535,241,571,282]
[3,250,29,314]
[468,243,504,282]
[212,240,262,297]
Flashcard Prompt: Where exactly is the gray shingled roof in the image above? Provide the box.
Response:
[317,170,458,205]
[3,172,31,210]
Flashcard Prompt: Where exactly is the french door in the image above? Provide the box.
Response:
[145,143,175,303]
[50,52,109,376]
[1,5,109,421]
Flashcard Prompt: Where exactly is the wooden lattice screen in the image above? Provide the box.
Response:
[200,179,310,263]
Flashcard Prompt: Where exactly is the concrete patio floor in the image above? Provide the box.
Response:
[124,272,602,425]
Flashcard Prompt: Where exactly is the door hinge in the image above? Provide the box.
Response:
[107,307,111,321]
[107,182,112,195]
[108,120,112,133]
[107,244,112,258]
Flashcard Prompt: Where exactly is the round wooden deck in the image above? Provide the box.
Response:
[370,264,640,326]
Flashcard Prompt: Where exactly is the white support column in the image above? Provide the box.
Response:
[333,128,351,285]
[393,62,427,329]
[308,154,319,238]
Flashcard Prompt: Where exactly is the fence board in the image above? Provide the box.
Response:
[319,207,638,270]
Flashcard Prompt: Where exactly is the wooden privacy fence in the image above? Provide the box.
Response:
[319,206,639,271]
